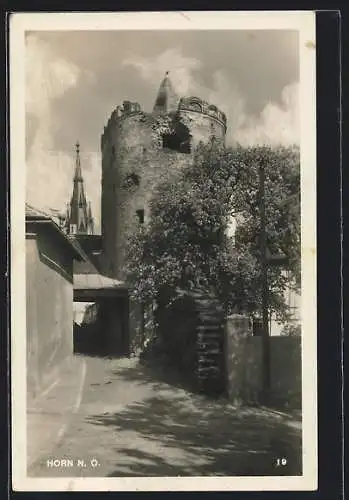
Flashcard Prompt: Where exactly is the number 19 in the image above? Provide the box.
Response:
[276,457,287,467]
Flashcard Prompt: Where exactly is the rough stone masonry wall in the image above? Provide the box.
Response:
[179,109,226,150]
[195,292,226,395]
[178,96,226,149]
[156,289,225,395]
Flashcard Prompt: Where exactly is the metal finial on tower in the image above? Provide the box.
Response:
[74,141,82,181]
[165,71,169,76]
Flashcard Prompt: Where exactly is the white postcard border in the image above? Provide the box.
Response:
[10,10,317,492]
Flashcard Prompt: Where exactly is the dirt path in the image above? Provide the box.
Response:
[29,355,302,477]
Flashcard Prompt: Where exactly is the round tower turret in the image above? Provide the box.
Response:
[177,96,227,149]
[100,75,228,280]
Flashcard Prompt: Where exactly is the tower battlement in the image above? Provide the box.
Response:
[178,96,227,131]
[102,101,144,148]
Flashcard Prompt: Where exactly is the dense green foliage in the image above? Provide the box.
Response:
[125,140,300,322]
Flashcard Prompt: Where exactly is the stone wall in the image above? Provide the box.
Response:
[195,292,225,395]
[156,288,225,394]
[178,96,226,149]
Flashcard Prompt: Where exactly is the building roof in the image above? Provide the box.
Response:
[71,234,102,272]
[25,204,54,219]
[74,273,127,290]
[73,257,100,275]
[26,203,86,261]
[73,234,102,252]
[153,72,179,115]
[67,236,101,274]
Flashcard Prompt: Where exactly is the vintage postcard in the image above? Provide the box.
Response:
[10,11,317,492]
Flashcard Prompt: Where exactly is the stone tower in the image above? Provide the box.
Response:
[65,142,94,235]
[101,73,227,279]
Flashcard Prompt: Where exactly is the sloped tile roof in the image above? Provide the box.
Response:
[25,204,51,219]
[26,203,85,261]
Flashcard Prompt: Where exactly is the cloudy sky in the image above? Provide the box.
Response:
[25,29,299,231]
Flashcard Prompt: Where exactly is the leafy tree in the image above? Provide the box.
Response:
[281,322,302,337]
[231,144,301,322]
[125,139,300,323]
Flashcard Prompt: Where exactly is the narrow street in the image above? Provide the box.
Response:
[28,355,302,477]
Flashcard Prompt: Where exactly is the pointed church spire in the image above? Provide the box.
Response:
[153,71,179,115]
[65,142,95,235]
[74,141,83,180]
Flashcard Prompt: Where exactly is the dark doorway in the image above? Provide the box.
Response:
[73,296,130,358]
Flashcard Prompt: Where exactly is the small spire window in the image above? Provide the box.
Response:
[136,209,145,225]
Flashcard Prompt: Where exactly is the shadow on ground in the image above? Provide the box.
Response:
[117,358,200,394]
[86,361,302,477]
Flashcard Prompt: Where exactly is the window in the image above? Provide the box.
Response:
[188,101,202,112]
[123,172,140,189]
[136,209,145,224]
[79,192,85,207]
[162,121,191,154]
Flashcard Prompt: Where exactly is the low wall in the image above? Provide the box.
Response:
[269,336,302,408]
[225,315,302,408]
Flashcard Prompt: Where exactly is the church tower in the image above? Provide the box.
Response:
[65,142,94,235]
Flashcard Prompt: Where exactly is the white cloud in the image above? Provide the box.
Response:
[123,48,202,96]
[235,82,299,146]
[25,34,101,231]
[122,48,299,147]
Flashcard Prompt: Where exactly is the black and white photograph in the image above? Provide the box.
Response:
[10,11,317,492]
